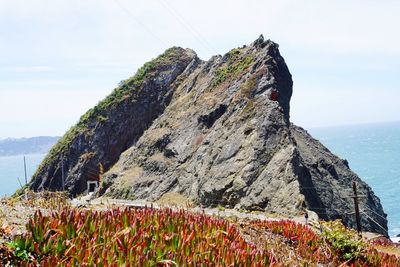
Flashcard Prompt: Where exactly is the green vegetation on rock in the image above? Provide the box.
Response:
[32,47,183,180]
[212,48,254,87]
[240,77,257,98]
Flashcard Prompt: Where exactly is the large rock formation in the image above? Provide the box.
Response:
[29,36,388,236]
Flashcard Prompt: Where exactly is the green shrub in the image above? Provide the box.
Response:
[322,220,366,262]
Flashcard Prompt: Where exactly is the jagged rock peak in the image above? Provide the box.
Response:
[28,37,388,236]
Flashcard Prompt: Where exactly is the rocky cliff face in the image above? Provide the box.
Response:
[29,36,388,236]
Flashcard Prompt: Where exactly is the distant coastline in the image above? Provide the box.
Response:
[0,136,59,157]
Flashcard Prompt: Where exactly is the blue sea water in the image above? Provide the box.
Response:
[0,154,45,197]
[309,121,400,237]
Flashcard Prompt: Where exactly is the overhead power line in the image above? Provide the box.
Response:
[157,0,216,55]
[361,211,388,235]
[363,206,388,221]
[113,0,168,47]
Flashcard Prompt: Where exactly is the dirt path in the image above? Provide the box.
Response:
[71,195,310,223]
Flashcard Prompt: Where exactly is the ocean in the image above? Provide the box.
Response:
[0,154,45,197]
[309,121,400,237]
[0,121,399,236]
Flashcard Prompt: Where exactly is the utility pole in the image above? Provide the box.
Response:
[61,155,65,191]
[17,177,23,189]
[352,181,362,236]
[23,156,27,185]
[99,163,103,183]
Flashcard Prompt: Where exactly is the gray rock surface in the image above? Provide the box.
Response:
[29,36,388,236]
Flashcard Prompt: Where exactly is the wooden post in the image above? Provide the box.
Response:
[352,181,362,235]
[23,156,27,185]
[99,163,103,184]
[61,155,65,191]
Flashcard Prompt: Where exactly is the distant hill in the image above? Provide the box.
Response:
[0,136,60,156]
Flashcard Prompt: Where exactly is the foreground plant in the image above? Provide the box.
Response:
[7,208,274,266]
[321,220,366,262]
[251,220,332,264]
[4,207,400,266]
[321,220,400,266]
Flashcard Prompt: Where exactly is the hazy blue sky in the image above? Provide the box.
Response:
[1,0,399,138]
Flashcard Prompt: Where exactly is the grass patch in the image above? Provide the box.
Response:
[242,100,254,116]
[240,77,257,98]
[212,48,254,87]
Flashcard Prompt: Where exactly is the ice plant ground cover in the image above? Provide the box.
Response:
[1,208,273,266]
[0,206,399,266]
[250,220,400,266]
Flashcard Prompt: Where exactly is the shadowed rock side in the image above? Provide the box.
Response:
[290,125,387,235]
[29,36,388,236]
[29,47,198,196]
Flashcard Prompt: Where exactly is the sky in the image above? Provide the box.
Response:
[0,0,399,139]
